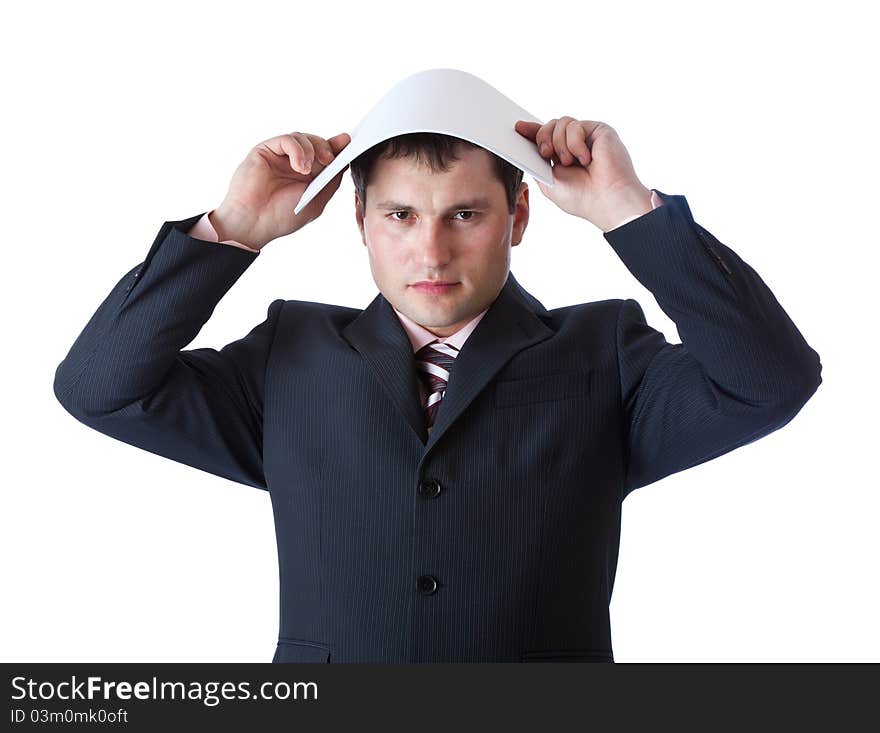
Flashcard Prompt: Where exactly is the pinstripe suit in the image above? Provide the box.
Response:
[53,190,822,662]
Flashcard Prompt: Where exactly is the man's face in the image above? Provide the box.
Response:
[355,145,529,338]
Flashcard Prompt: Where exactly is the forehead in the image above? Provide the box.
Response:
[368,145,504,205]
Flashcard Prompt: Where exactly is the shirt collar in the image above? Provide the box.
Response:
[392,305,489,353]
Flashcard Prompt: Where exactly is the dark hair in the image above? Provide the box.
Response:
[349,132,524,216]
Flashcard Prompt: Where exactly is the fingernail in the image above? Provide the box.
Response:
[541,143,550,155]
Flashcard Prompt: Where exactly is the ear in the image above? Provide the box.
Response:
[355,193,367,246]
[511,182,529,247]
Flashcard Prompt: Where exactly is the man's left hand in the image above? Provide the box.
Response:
[514,117,654,232]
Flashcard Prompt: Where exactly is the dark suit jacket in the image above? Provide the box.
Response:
[53,190,822,663]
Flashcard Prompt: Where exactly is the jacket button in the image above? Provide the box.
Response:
[417,575,438,595]
[418,478,441,499]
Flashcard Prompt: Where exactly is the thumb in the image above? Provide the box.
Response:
[514,120,541,141]
[329,132,352,154]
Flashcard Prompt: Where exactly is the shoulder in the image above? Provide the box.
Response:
[269,298,363,331]
[544,297,629,327]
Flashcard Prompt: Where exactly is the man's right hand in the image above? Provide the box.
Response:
[209,131,352,250]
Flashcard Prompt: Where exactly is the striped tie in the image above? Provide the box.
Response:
[415,341,459,432]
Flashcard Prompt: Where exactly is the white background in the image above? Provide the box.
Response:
[3,0,875,662]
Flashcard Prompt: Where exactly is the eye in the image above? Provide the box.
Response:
[387,210,479,222]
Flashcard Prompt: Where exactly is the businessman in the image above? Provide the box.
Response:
[54,116,822,663]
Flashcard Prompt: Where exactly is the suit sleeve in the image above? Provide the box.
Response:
[607,190,822,500]
[53,212,282,491]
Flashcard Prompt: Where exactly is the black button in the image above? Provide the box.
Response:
[417,575,438,595]
[418,478,441,499]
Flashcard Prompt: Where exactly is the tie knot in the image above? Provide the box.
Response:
[415,341,459,369]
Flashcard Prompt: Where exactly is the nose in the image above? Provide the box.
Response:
[414,224,454,270]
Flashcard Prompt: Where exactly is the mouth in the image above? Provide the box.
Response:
[411,281,460,294]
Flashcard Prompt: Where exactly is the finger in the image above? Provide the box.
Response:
[536,119,557,157]
[302,132,336,164]
[284,135,313,173]
[272,136,298,172]
[271,133,311,173]
[578,120,611,146]
[552,116,577,165]
[566,121,591,166]
[292,132,317,172]
[261,134,308,173]
[328,132,352,154]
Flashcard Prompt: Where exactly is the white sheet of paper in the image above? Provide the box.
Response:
[293,68,554,216]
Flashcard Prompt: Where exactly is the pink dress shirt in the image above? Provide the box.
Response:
[187,211,263,253]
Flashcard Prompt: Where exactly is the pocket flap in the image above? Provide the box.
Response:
[520,648,613,662]
[495,368,593,407]
[273,637,331,663]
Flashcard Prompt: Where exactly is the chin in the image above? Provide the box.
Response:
[408,304,455,328]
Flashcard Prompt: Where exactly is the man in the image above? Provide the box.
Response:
[53,116,822,663]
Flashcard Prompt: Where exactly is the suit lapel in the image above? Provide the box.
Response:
[342,288,429,443]
[342,271,555,452]
[421,272,554,453]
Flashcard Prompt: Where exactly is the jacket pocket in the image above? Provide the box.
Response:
[272,637,331,663]
[495,368,593,408]
[520,648,613,663]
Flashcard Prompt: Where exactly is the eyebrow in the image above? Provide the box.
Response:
[374,197,492,212]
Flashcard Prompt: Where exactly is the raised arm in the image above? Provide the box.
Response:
[609,191,822,499]
[53,215,281,489]
[53,129,352,489]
